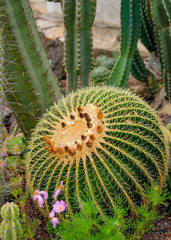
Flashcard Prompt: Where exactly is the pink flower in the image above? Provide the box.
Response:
[0,160,6,169]
[53,181,64,199]
[49,211,59,228]
[39,190,48,199]
[52,200,67,213]
[50,217,59,228]
[1,149,7,158]
[33,190,48,208]
[49,210,55,218]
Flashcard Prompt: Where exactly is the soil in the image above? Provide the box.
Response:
[25,198,50,240]
[24,199,171,240]
[141,215,171,240]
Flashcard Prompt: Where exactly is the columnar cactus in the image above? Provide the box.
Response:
[0,202,23,240]
[109,0,141,87]
[26,86,169,217]
[64,0,96,91]
[109,0,171,101]
[0,0,62,137]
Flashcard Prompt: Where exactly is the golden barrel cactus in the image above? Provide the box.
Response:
[26,87,169,216]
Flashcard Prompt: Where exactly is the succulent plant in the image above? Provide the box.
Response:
[26,86,169,217]
[91,66,111,85]
[0,0,96,137]
[109,0,171,101]
[0,202,23,240]
[91,55,117,85]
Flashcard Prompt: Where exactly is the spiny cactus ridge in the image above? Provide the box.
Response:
[109,0,171,101]
[150,0,171,101]
[109,0,141,87]
[64,0,96,91]
[0,0,62,137]
[131,49,148,82]
[0,202,23,240]
[26,86,168,217]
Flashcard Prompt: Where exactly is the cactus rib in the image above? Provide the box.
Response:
[109,0,141,87]
[0,0,62,136]
[64,0,78,91]
[150,0,171,101]
[131,49,148,81]
[0,202,23,240]
[77,0,96,87]
[26,86,169,217]
[5,0,61,110]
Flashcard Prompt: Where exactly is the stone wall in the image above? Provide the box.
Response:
[46,0,121,27]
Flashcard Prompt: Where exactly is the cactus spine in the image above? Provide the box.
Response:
[109,0,171,101]
[0,0,62,137]
[150,0,171,100]
[0,202,23,240]
[109,0,141,87]
[131,49,148,82]
[26,86,168,217]
[64,0,96,91]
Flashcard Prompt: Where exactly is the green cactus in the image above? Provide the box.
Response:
[131,49,148,82]
[150,0,171,100]
[91,55,117,85]
[91,66,111,85]
[0,0,62,137]
[109,0,141,87]
[0,0,97,136]
[64,0,96,91]
[0,202,23,240]
[139,0,156,53]
[109,0,171,101]
[26,86,169,217]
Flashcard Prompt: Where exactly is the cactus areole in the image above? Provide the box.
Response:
[27,87,168,216]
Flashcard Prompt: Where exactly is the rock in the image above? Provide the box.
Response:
[127,75,152,100]
[41,33,65,81]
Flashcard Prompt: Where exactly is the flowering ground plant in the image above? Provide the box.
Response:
[33,181,67,228]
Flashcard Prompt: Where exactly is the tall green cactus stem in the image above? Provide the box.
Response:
[64,0,96,91]
[109,0,141,87]
[150,0,171,101]
[77,0,96,87]
[26,86,168,217]
[0,0,62,136]
[131,49,148,82]
[0,202,23,240]
[63,0,78,91]
[139,0,156,52]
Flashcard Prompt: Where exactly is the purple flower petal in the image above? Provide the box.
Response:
[33,194,39,201]
[60,181,64,187]
[49,210,55,218]
[50,217,59,228]
[53,200,67,213]
[33,193,44,208]
[1,149,7,158]
[53,189,61,199]
[37,195,44,208]
[39,191,48,199]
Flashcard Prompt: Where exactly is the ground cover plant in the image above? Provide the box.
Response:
[0,0,170,239]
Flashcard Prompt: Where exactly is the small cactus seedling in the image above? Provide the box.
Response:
[0,202,23,240]
[26,86,169,217]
